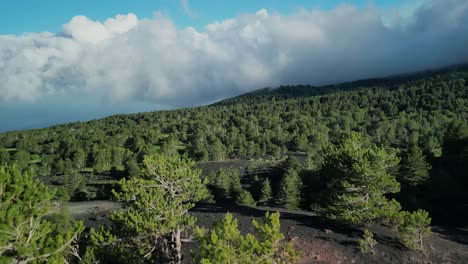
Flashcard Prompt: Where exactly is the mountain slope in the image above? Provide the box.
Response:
[215,63,468,106]
[1,66,467,173]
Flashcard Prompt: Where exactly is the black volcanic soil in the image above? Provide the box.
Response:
[65,201,468,264]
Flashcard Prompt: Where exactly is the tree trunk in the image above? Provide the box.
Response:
[419,229,423,250]
[161,238,170,262]
[174,227,182,264]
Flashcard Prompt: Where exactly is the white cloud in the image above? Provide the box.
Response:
[62,13,138,43]
[104,13,139,34]
[1,0,468,106]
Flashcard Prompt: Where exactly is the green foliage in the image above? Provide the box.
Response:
[236,190,257,207]
[358,229,377,254]
[209,139,226,161]
[397,209,431,250]
[229,173,243,201]
[276,169,302,210]
[258,178,273,206]
[92,148,112,172]
[107,154,209,263]
[0,165,84,263]
[196,212,299,264]
[81,226,124,264]
[63,174,90,201]
[13,149,30,170]
[2,68,466,178]
[72,148,87,170]
[0,151,11,166]
[160,135,180,157]
[54,186,72,202]
[124,157,141,178]
[399,145,431,187]
[443,119,468,156]
[323,132,402,225]
[283,156,302,172]
[0,66,466,223]
[208,168,243,203]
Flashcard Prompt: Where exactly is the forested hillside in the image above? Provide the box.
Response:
[0,66,467,222]
[1,66,468,263]
[1,67,466,171]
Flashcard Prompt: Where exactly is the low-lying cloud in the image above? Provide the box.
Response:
[1,0,468,107]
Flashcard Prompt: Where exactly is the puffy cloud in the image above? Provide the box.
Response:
[1,0,468,107]
[62,13,138,43]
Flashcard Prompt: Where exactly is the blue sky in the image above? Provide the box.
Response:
[1,0,467,132]
[2,0,412,34]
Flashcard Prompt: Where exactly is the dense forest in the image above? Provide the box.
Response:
[2,67,466,170]
[1,65,467,262]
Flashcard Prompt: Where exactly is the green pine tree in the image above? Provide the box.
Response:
[209,139,226,161]
[276,169,302,210]
[109,154,209,263]
[323,132,402,225]
[399,145,431,187]
[209,168,242,202]
[358,229,377,254]
[229,171,243,201]
[398,209,431,250]
[0,150,11,166]
[236,189,257,207]
[0,165,84,263]
[196,212,299,263]
[259,178,273,206]
[283,155,302,172]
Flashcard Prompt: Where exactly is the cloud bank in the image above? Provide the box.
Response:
[1,0,468,107]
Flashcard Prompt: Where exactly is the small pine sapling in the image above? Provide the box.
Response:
[358,229,377,254]
[398,209,431,250]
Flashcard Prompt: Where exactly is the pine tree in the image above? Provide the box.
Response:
[196,212,299,263]
[358,229,377,254]
[209,139,226,161]
[72,148,87,170]
[323,132,402,225]
[0,150,11,166]
[399,145,431,187]
[0,165,84,263]
[229,170,243,201]
[398,209,431,250]
[110,154,209,263]
[13,149,30,170]
[283,155,302,172]
[276,169,302,210]
[209,168,242,202]
[236,189,257,207]
[124,157,141,178]
[161,135,180,157]
[259,178,273,206]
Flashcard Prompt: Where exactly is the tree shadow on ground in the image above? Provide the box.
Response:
[432,226,468,246]
[372,233,407,251]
